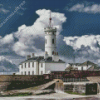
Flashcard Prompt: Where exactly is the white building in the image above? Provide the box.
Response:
[65,61,100,71]
[18,14,66,75]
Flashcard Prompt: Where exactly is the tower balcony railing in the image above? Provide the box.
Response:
[44,27,56,32]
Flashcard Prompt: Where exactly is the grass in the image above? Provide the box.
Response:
[0,92,33,97]
[65,91,85,95]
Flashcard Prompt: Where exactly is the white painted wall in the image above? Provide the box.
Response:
[19,61,66,75]
[45,27,57,57]
[19,61,39,75]
[39,63,45,75]
[52,55,59,61]
[45,63,66,74]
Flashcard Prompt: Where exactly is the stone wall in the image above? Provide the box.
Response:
[0,75,51,91]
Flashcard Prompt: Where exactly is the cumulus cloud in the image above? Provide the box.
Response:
[0,34,14,45]
[0,56,13,64]
[12,9,66,56]
[67,3,100,13]
[63,35,100,64]
[64,35,100,52]
[0,9,66,60]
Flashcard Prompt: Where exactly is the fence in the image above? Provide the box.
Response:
[61,78,89,82]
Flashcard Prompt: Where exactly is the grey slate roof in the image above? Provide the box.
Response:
[68,61,100,70]
[20,56,65,65]
[69,63,80,66]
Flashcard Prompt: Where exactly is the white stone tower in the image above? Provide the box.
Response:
[44,12,57,57]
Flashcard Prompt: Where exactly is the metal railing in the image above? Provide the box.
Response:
[61,78,89,82]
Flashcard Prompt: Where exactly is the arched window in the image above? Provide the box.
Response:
[52,39,54,44]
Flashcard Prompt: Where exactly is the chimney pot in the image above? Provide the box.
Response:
[32,53,34,57]
[27,55,31,60]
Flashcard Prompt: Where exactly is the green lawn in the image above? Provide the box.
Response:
[65,91,85,95]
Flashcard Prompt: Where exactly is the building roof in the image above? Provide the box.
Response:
[80,61,97,66]
[66,61,100,71]
[69,61,99,67]
[87,76,100,83]
[68,61,97,66]
[68,63,80,66]
[20,56,65,65]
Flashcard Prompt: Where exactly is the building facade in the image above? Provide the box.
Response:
[19,56,65,75]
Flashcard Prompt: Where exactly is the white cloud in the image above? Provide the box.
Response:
[63,35,100,64]
[0,34,14,45]
[0,8,9,14]
[63,35,100,65]
[12,9,66,56]
[0,9,67,69]
[0,56,13,64]
[64,35,100,52]
[67,3,100,13]
[0,9,66,58]
[69,4,84,12]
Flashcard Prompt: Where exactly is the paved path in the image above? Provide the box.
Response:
[0,92,97,100]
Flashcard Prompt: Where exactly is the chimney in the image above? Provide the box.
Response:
[27,55,31,60]
[32,53,34,57]
[44,51,48,59]
[52,52,59,62]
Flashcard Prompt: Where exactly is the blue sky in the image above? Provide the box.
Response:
[1,0,100,37]
[0,0,100,67]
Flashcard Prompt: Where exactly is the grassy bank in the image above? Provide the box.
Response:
[65,91,85,95]
[0,92,33,97]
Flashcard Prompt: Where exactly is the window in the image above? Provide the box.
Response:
[32,62,34,67]
[28,62,30,68]
[52,51,54,55]
[45,39,47,44]
[28,71,30,75]
[32,71,34,75]
[52,39,54,44]
[41,71,43,75]
[25,71,26,75]
[25,63,26,68]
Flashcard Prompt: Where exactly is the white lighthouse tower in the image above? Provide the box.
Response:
[44,12,58,57]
